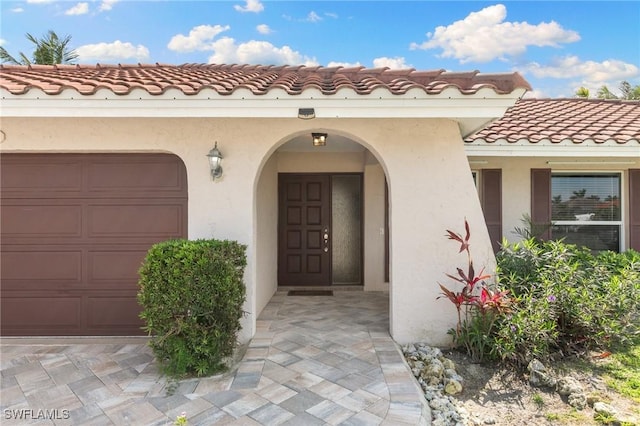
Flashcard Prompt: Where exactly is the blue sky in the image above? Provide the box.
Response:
[1,1,638,98]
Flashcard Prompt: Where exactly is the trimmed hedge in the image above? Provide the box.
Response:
[137,239,247,378]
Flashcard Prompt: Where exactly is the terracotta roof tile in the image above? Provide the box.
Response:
[0,63,531,97]
[466,98,640,145]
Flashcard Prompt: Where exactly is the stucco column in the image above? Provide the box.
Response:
[379,120,496,345]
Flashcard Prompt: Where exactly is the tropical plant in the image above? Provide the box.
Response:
[0,30,78,65]
[438,220,512,362]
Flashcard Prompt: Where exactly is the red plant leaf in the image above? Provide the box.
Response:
[445,273,466,284]
[464,219,471,243]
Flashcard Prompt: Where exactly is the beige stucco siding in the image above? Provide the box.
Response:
[1,116,492,345]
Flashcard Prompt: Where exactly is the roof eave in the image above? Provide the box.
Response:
[0,87,527,120]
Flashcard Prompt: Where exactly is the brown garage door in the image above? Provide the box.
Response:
[1,153,188,336]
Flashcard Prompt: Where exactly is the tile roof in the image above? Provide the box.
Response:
[466,98,640,145]
[0,63,531,97]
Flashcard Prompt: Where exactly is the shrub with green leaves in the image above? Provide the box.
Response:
[138,239,247,378]
[494,239,640,366]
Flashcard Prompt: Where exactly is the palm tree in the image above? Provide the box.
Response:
[575,87,590,98]
[576,81,640,100]
[0,30,78,65]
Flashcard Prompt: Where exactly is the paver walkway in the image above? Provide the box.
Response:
[1,291,429,425]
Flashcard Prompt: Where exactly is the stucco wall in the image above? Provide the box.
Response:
[363,157,388,292]
[1,116,491,345]
[254,154,278,319]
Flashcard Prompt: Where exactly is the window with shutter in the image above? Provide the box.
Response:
[550,173,622,252]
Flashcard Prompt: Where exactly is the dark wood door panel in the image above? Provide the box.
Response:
[0,153,188,336]
[278,174,331,286]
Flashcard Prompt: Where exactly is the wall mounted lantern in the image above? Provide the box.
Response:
[312,132,327,147]
[207,142,223,180]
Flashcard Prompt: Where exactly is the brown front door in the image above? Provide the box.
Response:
[278,174,332,286]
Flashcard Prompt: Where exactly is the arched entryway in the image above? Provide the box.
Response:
[253,130,391,324]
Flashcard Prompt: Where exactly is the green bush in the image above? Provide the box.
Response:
[493,239,640,366]
[137,239,247,378]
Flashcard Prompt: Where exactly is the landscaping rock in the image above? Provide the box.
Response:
[444,377,463,395]
[527,359,557,388]
[403,343,468,425]
[557,376,584,396]
[593,401,618,417]
[567,392,587,410]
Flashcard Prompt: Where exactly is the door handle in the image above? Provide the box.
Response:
[323,227,329,252]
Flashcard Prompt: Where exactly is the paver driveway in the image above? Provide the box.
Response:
[1,291,429,425]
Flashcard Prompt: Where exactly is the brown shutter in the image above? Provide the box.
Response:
[630,169,640,251]
[531,169,552,240]
[481,169,502,253]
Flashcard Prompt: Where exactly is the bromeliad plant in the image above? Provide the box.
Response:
[438,219,512,362]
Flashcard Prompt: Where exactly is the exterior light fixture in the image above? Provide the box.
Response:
[312,132,327,147]
[207,142,223,180]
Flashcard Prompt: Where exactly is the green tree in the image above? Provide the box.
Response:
[620,81,640,100]
[576,81,640,100]
[575,86,590,98]
[0,31,78,65]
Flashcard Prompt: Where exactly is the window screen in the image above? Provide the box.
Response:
[551,174,621,252]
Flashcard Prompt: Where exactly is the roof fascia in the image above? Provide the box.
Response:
[0,87,526,119]
[464,142,640,158]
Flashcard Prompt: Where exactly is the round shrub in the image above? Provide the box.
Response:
[138,239,247,378]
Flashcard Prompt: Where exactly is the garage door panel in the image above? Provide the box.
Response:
[1,153,188,336]
[1,205,83,238]
[1,250,82,282]
[89,250,148,282]
[0,160,83,194]
[88,160,185,193]
[87,296,144,330]
[87,204,184,238]
[1,296,82,333]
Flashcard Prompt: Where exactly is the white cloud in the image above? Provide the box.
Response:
[99,0,119,12]
[410,4,580,63]
[518,55,640,98]
[207,38,317,66]
[256,24,272,35]
[373,57,410,69]
[327,61,362,68]
[306,11,322,22]
[234,0,264,13]
[11,7,24,12]
[0,39,6,47]
[76,40,150,62]
[167,25,231,52]
[65,2,89,16]
[521,55,639,82]
[168,25,315,66]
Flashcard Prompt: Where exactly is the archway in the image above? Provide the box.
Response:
[252,130,392,325]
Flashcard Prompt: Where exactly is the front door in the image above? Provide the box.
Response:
[278,173,362,286]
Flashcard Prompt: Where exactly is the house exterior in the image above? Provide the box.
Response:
[0,63,599,345]
[465,98,640,255]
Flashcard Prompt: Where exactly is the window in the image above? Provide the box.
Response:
[551,173,621,252]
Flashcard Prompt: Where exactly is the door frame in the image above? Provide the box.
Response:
[277,172,364,287]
